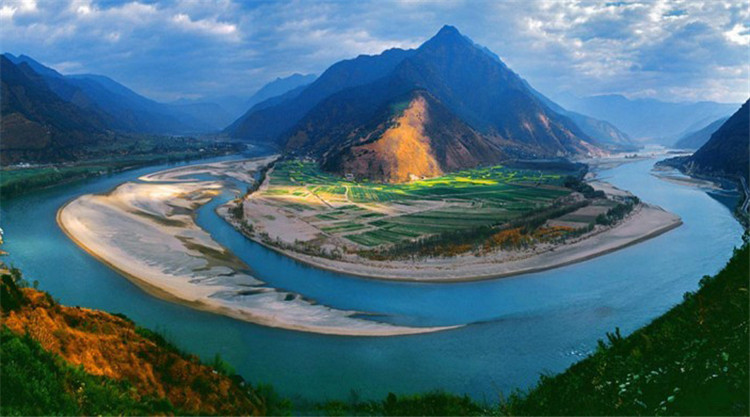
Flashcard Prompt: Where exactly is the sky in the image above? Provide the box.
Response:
[1,0,748,104]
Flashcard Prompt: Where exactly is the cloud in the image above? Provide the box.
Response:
[171,12,239,40]
[724,22,750,45]
[0,0,747,104]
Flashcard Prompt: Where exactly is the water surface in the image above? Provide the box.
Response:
[0,154,742,403]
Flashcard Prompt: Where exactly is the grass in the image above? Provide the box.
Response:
[315,238,749,416]
[0,138,243,198]
[259,160,579,250]
[3,238,746,415]
[501,238,749,416]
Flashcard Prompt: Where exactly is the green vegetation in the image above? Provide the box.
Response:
[1,237,747,415]
[596,196,640,226]
[501,237,749,416]
[0,137,243,198]
[316,391,491,416]
[0,265,291,416]
[1,327,177,416]
[257,159,604,255]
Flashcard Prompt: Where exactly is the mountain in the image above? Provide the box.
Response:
[674,117,728,149]
[682,100,749,181]
[0,55,113,163]
[229,26,605,182]
[524,82,636,151]
[319,90,507,182]
[226,47,416,142]
[245,73,316,108]
[165,75,318,130]
[555,93,739,144]
[4,54,215,134]
[167,100,235,131]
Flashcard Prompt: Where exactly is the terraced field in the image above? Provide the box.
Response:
[248,160,585,249]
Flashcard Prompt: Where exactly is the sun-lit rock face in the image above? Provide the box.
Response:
[341,96,442,183]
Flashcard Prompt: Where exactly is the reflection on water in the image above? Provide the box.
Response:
[0,154,743,402]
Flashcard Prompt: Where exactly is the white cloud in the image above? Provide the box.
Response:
[0,0,747,103]
[172,12,238,40]
[724,23,750,45]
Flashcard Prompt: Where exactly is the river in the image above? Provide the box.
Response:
[0,151,743,404]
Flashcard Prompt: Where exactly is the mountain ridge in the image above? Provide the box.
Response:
[555,93,739,143]
[674,117,728,149]
[1,55,115,163]
[229,25,606,182]
[3,53,217,133]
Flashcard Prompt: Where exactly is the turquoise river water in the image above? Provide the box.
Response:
[0,151,743,404]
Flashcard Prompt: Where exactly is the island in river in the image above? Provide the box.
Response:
[58,155,681,334]
[219,158,682,282]
[57,156,459,337]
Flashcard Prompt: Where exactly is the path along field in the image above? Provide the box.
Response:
[242,160,611,251]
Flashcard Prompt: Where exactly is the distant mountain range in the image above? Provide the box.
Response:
[3,53,218,134]
[1,55,115,163]
[245,73,316,109]
[169,74,317,129]
[674,117,728,150]
[5,28,740,178]
[554,93,739,144]
[227,26,638,182]
[523,82,636,151]
[662,100,749,182]
[1,54,319,163]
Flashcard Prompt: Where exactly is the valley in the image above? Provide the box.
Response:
[2,152,742,404]
[56,156,458,336]
[2,7,748,415]
[220,158,681,281]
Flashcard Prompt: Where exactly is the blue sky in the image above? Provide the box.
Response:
[1,0,748,104]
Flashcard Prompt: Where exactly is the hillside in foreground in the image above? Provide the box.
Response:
[0,266,288,416]
[501,237,748,416]
[2,235,746,415]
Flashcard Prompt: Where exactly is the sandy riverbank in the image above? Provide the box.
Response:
[220,201,682,282]
[219,163,683,282]
[57,157,457,336]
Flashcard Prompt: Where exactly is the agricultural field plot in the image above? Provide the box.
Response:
[251,159,584,249]
[548,200,618,229]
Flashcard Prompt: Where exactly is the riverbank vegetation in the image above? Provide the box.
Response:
[319,236,749,416]
[240,159,631,260]
[0,136,244,198]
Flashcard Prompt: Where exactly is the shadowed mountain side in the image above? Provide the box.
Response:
[321,92,507,182]
[276,26,603,182]
[686,100,749,181]
[674,117,728,149]
[382,25,596,156]
[0,55,113,163]
[225,48,416,142]
[4,54,215,134]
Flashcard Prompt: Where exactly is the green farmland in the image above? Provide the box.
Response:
[248,159,597,250]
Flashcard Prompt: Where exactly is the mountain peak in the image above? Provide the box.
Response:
[431,25,465,42]
[419,25,476,53]
[437,25,460,36]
